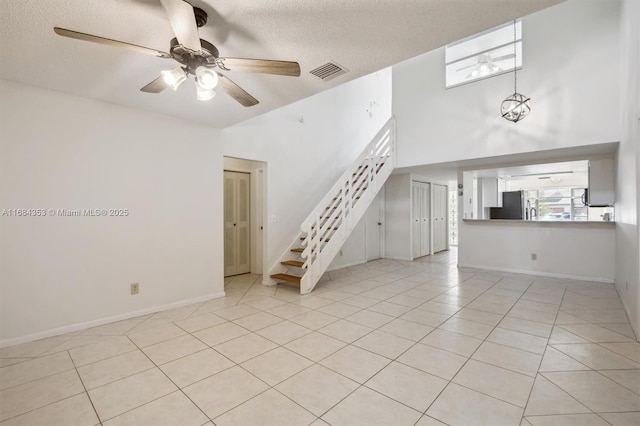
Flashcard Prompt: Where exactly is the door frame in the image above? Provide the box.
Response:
[411,179,431,259]
[223,157,267,276]
[223,170,251,276]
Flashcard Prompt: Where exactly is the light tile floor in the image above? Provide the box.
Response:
[1,248,639,425]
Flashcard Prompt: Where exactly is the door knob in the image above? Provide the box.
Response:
[378,222,382,226]
[233,223,236,226]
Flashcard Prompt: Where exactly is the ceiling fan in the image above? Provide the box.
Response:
[457,52,514,79]
[53,0,301,107]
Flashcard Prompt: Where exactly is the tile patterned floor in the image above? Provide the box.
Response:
[1,248,638,425]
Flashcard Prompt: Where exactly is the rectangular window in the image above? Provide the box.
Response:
[527,188,594,221]
[445,20,522,88]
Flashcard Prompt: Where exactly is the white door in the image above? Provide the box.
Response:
[432,184,448,253]
[420,182,431,257]
[224,171,251,276]
[412,181,422,258]
[254,170,264,274]
[412,181,430,258]
[366,188,385,261]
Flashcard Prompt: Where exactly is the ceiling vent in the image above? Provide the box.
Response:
[309,62,348,81]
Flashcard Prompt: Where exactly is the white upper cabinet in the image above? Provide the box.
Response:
[481,177,504,208]
[587,159,615,207]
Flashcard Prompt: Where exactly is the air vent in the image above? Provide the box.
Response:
[309,62,348,81]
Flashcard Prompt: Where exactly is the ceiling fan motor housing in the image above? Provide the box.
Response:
[193,7,208,28]
[169,38,219,74]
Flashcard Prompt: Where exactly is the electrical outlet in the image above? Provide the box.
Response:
[531,253,537,261]
[131,282,139,295]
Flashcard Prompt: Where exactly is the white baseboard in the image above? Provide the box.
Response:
[383,256,413,262]
[458,263,615,284]
[0,291,226,349]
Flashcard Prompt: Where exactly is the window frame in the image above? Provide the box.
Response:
[445,20,522,89]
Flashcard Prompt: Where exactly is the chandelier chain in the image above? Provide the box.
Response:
[513,19,517,93]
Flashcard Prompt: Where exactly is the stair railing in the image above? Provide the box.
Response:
[267,117,396,294]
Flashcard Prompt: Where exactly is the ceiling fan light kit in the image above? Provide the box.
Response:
[501,19,530,123]
[195,66,219,90]
[161,67,187,91]
[196,85,216,101]
[53,0,301,107]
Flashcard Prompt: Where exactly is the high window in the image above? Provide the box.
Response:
[445,20,522,88]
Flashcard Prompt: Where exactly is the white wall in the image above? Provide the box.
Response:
[222,68,393,276]
[384,174,412,260]
[0,66,392,345]
[0,80,224,345]
[392,0,623,286]
[392,0,621,168]
[459,221,616,282]
[615,0,640,337]
[327,185,387,270]
[327,215,367,270]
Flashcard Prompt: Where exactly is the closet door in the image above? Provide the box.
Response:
[432,184,448,253]
[224,171,251,276]
[412,181,431,258]
[412,181,422,258]
[420,182,431,257]
[235,173,251,274]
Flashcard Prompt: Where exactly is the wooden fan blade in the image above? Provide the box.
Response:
[217,73,259,107]
[160,0,202,52]
[140,75,168,93]
[218,58,301,77]
[53,27,170,58]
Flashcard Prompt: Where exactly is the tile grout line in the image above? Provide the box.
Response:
[308,272,526,423]
[180,285,333,424]
[519,284,577,423]
[69,349,104,426]
[155,296,336,424]
[4,252,636,425]
[223,264,470,423]
[520,284,630,425]
[418,276,541,421]
[115,334,215,424]
[0,351,102,425]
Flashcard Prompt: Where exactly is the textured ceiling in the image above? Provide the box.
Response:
[0,0,562,128]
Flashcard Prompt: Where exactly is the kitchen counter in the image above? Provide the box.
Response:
[463,219,615,224]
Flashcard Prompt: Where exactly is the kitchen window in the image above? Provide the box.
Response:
[526,188,613,221]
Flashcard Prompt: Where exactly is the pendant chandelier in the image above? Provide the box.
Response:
[501,20,530,123]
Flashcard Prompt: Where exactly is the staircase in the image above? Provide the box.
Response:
[268,117,396,294]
